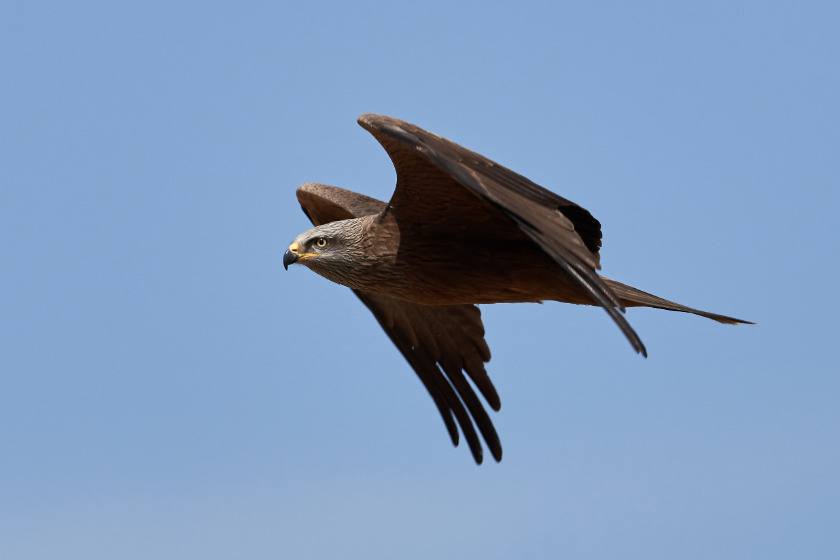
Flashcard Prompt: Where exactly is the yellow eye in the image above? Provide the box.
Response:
[315,237,327,248]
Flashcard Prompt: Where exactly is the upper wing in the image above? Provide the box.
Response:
[357,114,647,356]
[295,182,503,463]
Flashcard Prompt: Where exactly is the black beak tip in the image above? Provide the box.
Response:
[283,249,297,270]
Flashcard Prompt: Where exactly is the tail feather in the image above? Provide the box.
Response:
[602,278,753,325]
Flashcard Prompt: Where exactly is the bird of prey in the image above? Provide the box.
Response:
[283,114,750,464]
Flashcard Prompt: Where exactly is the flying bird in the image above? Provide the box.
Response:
[284,114,750,464]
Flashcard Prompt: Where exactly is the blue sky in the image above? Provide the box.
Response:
[2,1,838,558]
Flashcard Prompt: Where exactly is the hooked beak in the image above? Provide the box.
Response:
[283,242,300,270]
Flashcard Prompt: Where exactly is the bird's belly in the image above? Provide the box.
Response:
[368,249,592,306]
[402,272,589,305]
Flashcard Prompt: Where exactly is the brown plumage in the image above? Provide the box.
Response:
[284,114,751,464]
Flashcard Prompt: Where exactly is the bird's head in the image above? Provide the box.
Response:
[283,219,371,289]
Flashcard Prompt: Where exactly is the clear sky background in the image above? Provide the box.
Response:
[2,2,838,559]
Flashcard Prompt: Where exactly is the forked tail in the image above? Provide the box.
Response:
[602,278,753,325]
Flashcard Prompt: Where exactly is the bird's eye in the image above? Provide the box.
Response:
[315,237,327,248]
